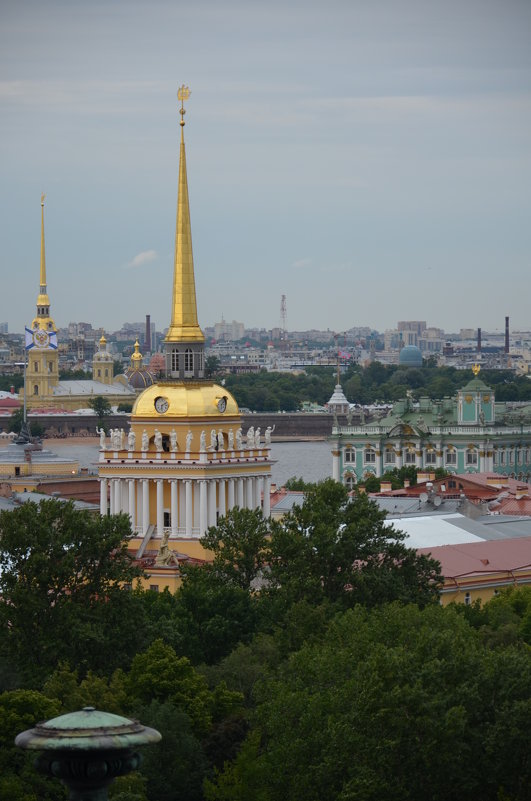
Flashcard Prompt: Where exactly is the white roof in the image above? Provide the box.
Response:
[387,513,484,548]
[52,380,134,397]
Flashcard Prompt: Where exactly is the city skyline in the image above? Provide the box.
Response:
[1,0,530,334]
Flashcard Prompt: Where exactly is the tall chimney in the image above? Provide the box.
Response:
[145,314,151,354]
[505,316,509,354]
[477,327,481,353]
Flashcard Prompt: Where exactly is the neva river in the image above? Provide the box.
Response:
[50,440,333,487]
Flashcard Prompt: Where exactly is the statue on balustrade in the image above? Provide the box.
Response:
[142,429,149,451]
[170,429,178,452]
[127,430,136,451]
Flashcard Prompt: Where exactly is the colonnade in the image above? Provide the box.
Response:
[99,474,271,537]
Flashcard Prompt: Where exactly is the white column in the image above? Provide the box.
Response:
[109,480,115,515]
[246,477,254,509]
[99,478,108,516]
[137,484,143,528]
[208,479,217,527]
[156,479,164,536]
[170,480,178,536]
[332,450,340,482]
[185,480,193,537]
[436,443,443,469]
[396,448,403,469]
[237,478,244,508]
[254,476,262,509]
[199,480,208,535]
[142,479,149,535]
[128,479,136,530]
[263,476,271,517]
[114,478,122,513]
[218,479,226,518]
[121,481,129,515]
[227,478,235,511]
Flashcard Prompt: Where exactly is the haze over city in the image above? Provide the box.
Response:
[1,0,530,334]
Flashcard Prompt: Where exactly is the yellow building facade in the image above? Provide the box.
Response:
[98,87,273,582]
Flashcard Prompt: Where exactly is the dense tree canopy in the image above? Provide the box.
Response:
[206,603,531,801]
[0,500,144,684]
[3,492,531,801]
[220,364,531,410]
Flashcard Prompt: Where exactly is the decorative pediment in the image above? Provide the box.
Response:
[386,420,431,439]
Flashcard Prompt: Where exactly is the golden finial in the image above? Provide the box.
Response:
[472,364,481,376]
[177,84,191,127]
[41,192,46,206]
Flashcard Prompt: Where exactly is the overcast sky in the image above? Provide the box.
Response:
[2,0,530,336]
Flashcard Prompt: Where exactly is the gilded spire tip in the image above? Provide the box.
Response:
[41,192,45,206]
[177,84,191,127]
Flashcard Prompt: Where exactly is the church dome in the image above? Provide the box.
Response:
[124,341,155,390]
[93,334,113,363]
[132,381,239,420]
[399,345,423,367]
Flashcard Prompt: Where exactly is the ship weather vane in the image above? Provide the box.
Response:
[177,84,191,125]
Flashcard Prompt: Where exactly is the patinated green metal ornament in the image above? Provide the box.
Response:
[16,706,161,801]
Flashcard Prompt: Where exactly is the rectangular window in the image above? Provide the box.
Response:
[405,451,416,464]
[425,451,436,465]
[163,511,171,527]
[184,349,193,372]
[344,449,354,463]
[365,450,376,463]
[466,451,478,465]
[171,349,179,372]
[384,450,395,464]
[149,584,159,592]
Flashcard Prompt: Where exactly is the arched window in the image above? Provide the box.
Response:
[185,348,193,372]
[425,449,437,465]
[33,385,39,395]
[97,369,101,378]
[344,474,356,490]
[34,361,38,372]
[171,348,179,372]
[384,447,395,465]
[104,369,108,378]
[364,448,376,464]
[405,448,416,464]
[466,448,478,466]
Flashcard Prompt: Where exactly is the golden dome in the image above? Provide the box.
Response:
[131,340,143,363]
[132,381,239,420]
[99,334,107,346]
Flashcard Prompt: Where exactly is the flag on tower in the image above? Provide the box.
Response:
[25,326,58,351]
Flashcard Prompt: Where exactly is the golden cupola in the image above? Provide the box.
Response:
[164,85,205,380]
[31,194,57,332]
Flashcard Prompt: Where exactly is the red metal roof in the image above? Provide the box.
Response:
[418,537,531,578]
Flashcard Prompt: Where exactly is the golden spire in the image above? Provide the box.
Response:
[32,194,56,331]
[472,364,481,376]
[40,193,47,292]
[165,85,205,344]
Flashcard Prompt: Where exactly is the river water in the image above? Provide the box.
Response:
[50,440,333,487]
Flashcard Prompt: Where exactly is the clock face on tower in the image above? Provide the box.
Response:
[154,396,169,414]
[217,396,227,413]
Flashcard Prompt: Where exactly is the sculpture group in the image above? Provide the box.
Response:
[98,424,274,453]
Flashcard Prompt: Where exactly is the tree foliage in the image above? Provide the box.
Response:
[88,394,112,423]
[207,603,531,801]
[0,500,144,684]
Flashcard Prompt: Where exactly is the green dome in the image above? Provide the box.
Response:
[399,345,423,367]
